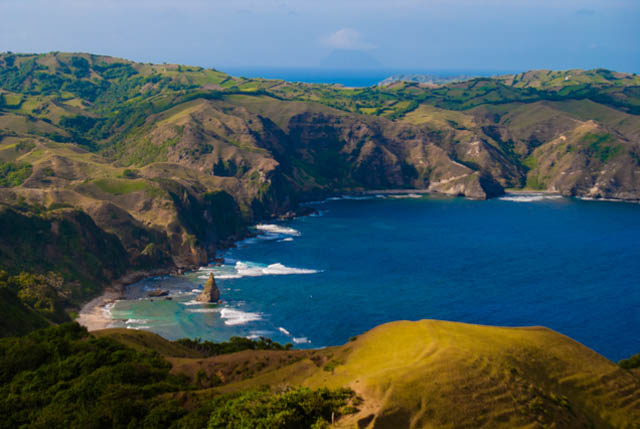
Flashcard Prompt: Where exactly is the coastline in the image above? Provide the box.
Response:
[76,289,122,331]
[77,190,452,334]
[76,188,637,334]
[77,267,191,332]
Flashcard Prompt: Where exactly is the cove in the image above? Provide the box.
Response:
[110,194,640,361]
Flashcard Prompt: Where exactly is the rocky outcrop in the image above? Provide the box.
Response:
[197,273,220,303]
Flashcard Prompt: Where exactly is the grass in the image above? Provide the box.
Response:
[583,132,621,163]
[0,161,32,187]
[93,177,151,195]
[206,320,640,428]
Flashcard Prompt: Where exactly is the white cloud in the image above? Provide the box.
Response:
[323,28,375,51]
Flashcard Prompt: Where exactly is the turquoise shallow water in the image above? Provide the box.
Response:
[111,194,640,361]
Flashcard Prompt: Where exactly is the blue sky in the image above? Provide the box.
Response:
[0,0,638,72]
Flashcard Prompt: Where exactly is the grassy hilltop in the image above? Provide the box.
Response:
[1,320,638,428]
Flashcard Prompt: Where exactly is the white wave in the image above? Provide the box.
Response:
[191,289,201,293]
[293,337,310,344]
[234,261,264,277]
[341,195,376,201]
[255,224,301,236]
[233,261,319,277]
[125,318,150,325]
[197,275,210,279]
[389,193,422,199]
[578,196,636,204]
[101,302,116,319]
[499,193,563,202]
[278,327,291,336]
[262,263,317,275]
[188,308,219,313]
[215,273,243,279]
[127,325,150,330]
[181,300,204,306]
[250,330,274,337]
[278,237,294,242]
[220,308,262,326]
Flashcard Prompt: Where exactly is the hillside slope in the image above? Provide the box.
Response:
[96,320,640,429]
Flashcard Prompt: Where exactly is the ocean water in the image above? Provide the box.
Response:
[110,194,640,361]
[219,67,503,87]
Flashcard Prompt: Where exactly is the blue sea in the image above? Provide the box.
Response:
[219,68,505,87]
[110,193,640,361]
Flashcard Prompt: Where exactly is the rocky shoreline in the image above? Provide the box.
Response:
[75,188,635,333]
[76,267,192,331]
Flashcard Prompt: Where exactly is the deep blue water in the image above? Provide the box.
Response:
[111,194,640,361]
[219,68,504,87]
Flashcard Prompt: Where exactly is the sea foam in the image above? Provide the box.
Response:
[220,308,262,326]
[235,261,318,277]
[278,327,291,336]
[499,193,563,203]
[188,308,219,313]
[255,224,301,236]
[125,318,150,325]
[389,193,422,199]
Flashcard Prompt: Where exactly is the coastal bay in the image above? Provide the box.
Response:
[80,194,640,361]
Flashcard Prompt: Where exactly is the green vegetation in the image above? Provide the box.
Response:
[0,286,49,337]
[207,387,355,429]
[0,161,32,186]
[0,206,129,303]
[619,353,640,370]
[93,177,151,195]
[583,132,621,163]
[0,323,356,429]
[176,336,292,357]
[0,270,72,325]
[0,323,189,429]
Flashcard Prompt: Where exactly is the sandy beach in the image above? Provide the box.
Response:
[76,268,183,332]
[76,289,123,331]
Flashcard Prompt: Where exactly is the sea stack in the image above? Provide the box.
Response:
[197,272,220,303]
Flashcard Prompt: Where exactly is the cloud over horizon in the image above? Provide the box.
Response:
[323,29,376,51]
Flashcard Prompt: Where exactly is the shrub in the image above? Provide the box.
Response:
[207,387,355,429]
[0,323,190,429]
[619,353,640,369]
[0,161,32,187]
[175,336,292,357]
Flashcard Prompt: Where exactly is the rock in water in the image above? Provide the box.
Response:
[148,289,169,297]
[197,273,220,302]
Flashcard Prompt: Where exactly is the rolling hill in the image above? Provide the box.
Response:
[92,320,640,428]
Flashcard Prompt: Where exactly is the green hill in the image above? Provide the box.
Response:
[14,320,633,428]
